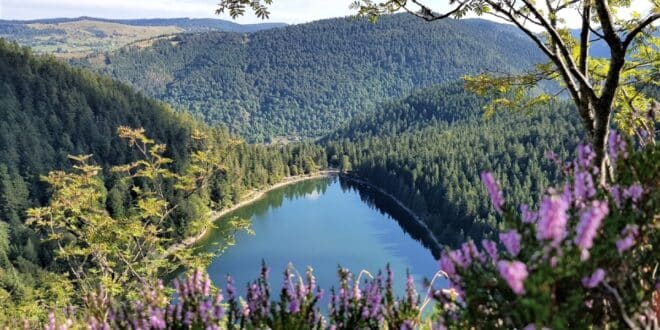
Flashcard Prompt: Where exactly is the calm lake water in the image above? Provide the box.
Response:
[194,176,446,299]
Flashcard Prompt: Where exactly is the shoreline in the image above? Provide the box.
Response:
[340,175,443,251]
[167,169,443,257]
[166,170,340,255]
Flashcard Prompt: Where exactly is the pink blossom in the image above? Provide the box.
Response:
[439,252,457,278]
[481,239,498,262]
[497,260,528,295]
[536,194,569,246]
[499,230,521,257]
[582,268,605,288]
[623,184,643,204]
[520,204,537,223]
[574,201,609,260]
[608,130,628,164]
[481,171,504,214]
[616,225,639,254]
[466,240,486,263]
[449,249,469,268]
[573,170,596,204]
[576,144,595,169]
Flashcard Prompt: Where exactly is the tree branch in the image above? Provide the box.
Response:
[623,14,660,49]
[405,0,469,21]
[484,0,582,103]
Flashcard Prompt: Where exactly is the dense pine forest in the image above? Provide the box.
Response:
[0,39,327,317]
[75,14,543,141]
[325,84,583,245]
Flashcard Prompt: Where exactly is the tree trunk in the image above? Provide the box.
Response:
[592,101,612,183]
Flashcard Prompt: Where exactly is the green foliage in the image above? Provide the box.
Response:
[325,84,582,245]
[76,14,542,140]
[0,39,328,321]
[26,127,207,300]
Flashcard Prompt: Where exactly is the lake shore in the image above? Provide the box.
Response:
[166,170,341,255]
[167,169,443,257]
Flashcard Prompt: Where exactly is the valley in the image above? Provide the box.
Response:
[0,2,657,328]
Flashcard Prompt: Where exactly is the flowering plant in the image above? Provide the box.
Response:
[435,131,659,328]
[31,132,660,329]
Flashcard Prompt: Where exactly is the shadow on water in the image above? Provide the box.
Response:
[193,175,444,263]
[337,176,443,259]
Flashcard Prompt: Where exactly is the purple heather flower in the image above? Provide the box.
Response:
[149,309,165,329]
[183,311,193,326]
[520,204,538,223]
[460,242,474,265]
[439,252,457,278]
[288,297,301,314]
[213,305,224,320]
[47,312,56,330]
[202,276,211,297]
[623,184,643,204]
[316,288,324,301]
[610,185,622,208]
[405,274,417,305]
[582,268,606,288]
[576,144,595,169]
[497,260,528,295]
[616,225,639,254]
[401,320,415,330]
[481,171,504,214]
[608,130,628,164]
[574,201,609,260]
[499,230,521,257]
[361,306,370,320]
[573,170,596,204]
[481,239,499,262]
[537,194,570,246]
[450,249,469,268]
[467,240,486,263]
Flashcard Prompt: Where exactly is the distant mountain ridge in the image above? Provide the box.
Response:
[0,16,286,59]
[0,16,287,32]
[77,14,545,141]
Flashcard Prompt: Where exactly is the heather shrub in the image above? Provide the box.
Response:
[433,132,659,328]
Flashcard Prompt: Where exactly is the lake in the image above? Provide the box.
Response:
[194,175,446,300]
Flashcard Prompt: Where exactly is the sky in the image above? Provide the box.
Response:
[0,0,654,26]
[0,0,357,23]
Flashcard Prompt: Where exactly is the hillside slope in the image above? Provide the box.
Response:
[324,84,583,245]
[0,39,327,313]
[78,15,544,140]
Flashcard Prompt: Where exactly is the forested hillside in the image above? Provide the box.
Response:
[77,15,544,141]
[325,84,583,245]
[0,39,326,315]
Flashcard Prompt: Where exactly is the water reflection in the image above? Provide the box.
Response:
[338,177,443,259]
[195,176,445,302]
